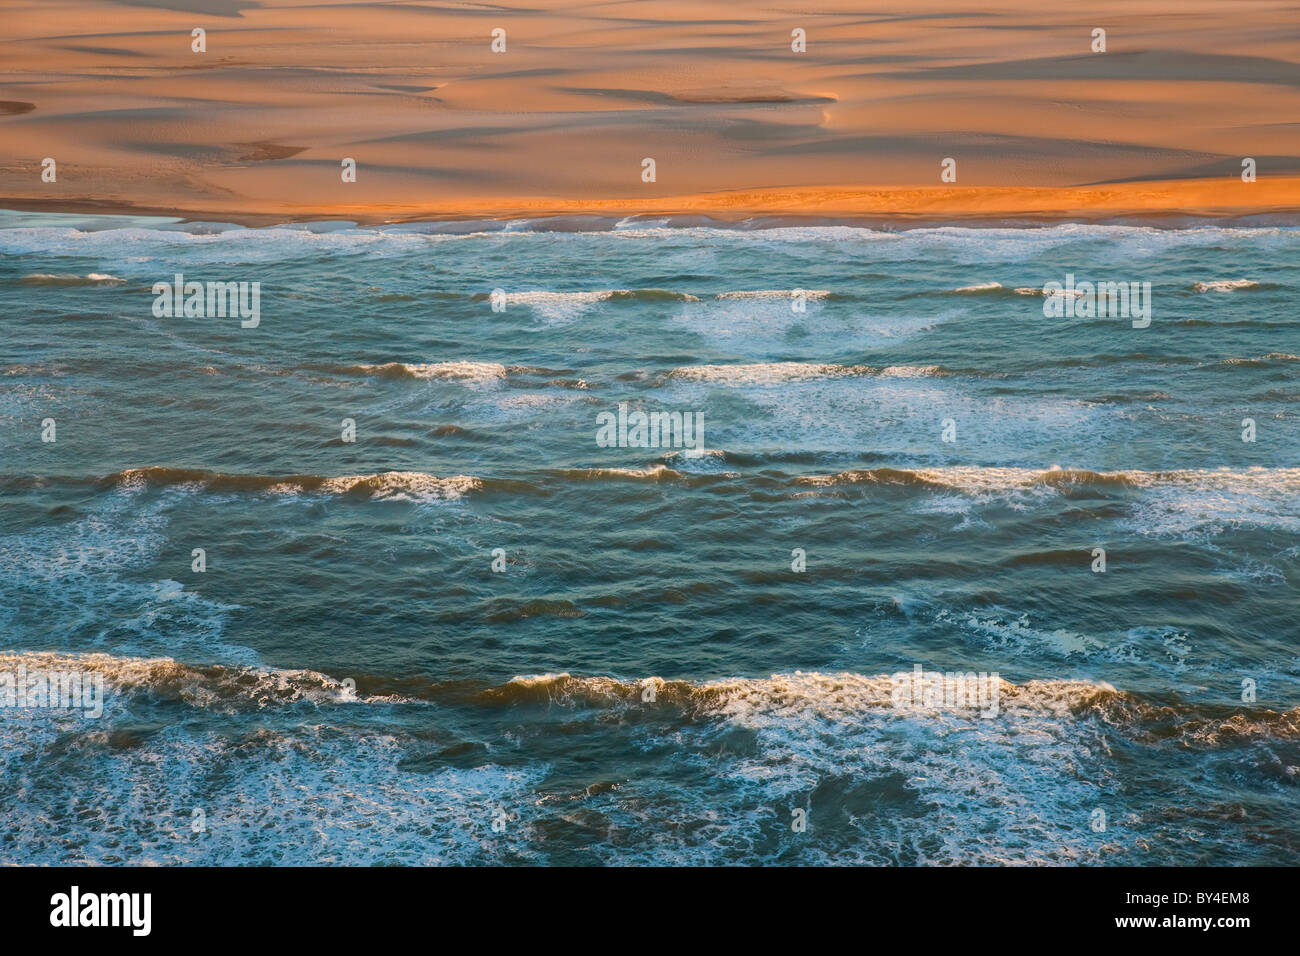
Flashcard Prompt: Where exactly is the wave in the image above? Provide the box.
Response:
[1,362,69,377]
[484,669,1074,712]
[484,670,1298,741]
[797,465,1135,493]
[714,289,831,300]
[9,650,1293,748]
[84,467,484,501]
[0,650,379,711]
[0,654,547,865]
[4,653,1293,865]
[1192,279,1261,292]
[877,364,947,378]
[313,361,593,390]
[469,288,697,324]
[1162,706,1300,745]
[0,653,1119,721]
[658,448,736,475]
[667,362,950,384]
[5,464,701,496]
[503,289,700,304]
[14,462,1300,516]
[797,465,1300,534]
[460,670,1139,731]
[313,472,479,501]
[797,464,1300,493]
[3,219,1299,261]
[1209,352,1300,370]
[947,283,1105,299]
[554,464,686,483]
[338,360,507,383]
[1013,286,1087,297]
[669,362,870,383]
[945,282,1085,298]
[17,272,125,286]
[1048,352,1200,369]
[474,290,701,318]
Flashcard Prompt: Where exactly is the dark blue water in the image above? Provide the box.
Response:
[1,212,1296,864]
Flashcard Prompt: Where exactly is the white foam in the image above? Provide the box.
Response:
[18,272,125,285]
[0,483,249,662]
[669,362,870,384]
[354,360,507,383]
[799,466,1300,536]
[715,289,831,300]
[312,471,481,502]
[508,669,1130,865]
[0,714,549,865]
[877,364,944,378]
[941,610,1105,658]
[1015,286,1086,297]
[503,290,699,323]
[1192,279,1260,292]
[1120,467,1300,536]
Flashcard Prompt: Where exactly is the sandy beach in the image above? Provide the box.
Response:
[2,0,1299,222]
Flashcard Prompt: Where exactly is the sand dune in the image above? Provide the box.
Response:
[1,0,1298,222]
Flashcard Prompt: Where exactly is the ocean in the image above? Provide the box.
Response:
[1,211,1296,865]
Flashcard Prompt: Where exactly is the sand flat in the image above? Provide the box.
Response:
[1,0,1298,222]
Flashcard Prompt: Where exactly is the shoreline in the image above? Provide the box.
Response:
[4,178,1300,229]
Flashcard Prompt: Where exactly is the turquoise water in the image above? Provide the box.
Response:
[1,211,1296,864]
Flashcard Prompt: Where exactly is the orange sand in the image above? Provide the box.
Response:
[2,0,1298,224]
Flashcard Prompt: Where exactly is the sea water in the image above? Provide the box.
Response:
[1,211,1296,864]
